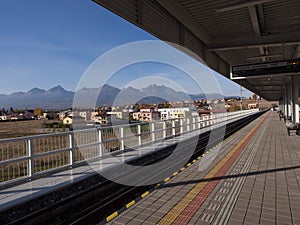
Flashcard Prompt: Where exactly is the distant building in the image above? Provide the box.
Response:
[79,111,87,120]
[63,116,85,124]
[248,103,258,109]
[90,112,99,121]
[0,115,10,121]
[63,116,72,124]
[58,111,69,120]
[132,108,160,122]
[10,115,23,120]
[158,108,193,120]
[92,112,109,124]
[107,111,124,119]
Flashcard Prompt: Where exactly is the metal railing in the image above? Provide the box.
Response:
[0,109,259,184]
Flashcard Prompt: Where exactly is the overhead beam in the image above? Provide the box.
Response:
[248,5,261,37]
[247,5,267,61]
[254,84,286,87]
[294,45,300,58]
[207,31,300,51]
[155,0,213,44]
[208,41,300,51]
[137,0,144,25]
[258,90,282,93]
[216,0,277,12]
[256,5,266,35]
[256,87,283,91]
[246,54,282,60]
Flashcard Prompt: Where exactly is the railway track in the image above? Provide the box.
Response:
[0,110,266,225]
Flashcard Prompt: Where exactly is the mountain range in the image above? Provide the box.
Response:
[0,84,224,109]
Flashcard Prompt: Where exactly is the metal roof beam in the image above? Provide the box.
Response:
[247,5,267,61]
[246,54,282,60]
[155,0,213,44]
[294,45,300,58]
[254,84,285,87]
[216,0,278,12]
[208,41,300,51]
[207,31,300,51]
[248,5,261,37]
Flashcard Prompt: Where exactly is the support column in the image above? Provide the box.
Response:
[288,82,292,119]
[292,75,299,123]
[285,84,292,119]
[278,99,282,112]
[284,87,288,117]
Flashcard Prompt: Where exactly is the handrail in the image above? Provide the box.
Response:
[0,109,259,184]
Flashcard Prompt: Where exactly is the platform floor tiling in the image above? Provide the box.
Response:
[109,111,300,225]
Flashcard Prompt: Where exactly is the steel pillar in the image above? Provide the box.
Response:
[283,87,288,117]
[292,75,299,123]
[288,83,292,119]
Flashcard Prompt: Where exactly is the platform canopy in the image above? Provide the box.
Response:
[93,0,300,101]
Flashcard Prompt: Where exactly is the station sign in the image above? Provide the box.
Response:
[230,59,300,79]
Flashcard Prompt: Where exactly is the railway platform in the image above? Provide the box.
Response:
[107,111,300,225]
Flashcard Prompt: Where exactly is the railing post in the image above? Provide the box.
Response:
[151,122,155,142]
[192,117,196,130]
[187,118,190,132]
[68,133,74,167]
[27,138,34,179]
[138,124,142,146]
[97,129,103,157]
[172,120,176,136]
[120,127,125,151]
[180,118,183,134]
[163,121,166,139]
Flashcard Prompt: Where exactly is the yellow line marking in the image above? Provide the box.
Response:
[192,159,197,163]
[106,211,118,222]
[187,163,191,167]
[180,167,185,171]
[173,172,179,176]
[157,114,267,225]
[141,191,150,198]
[126,200,135,209]
[164,177,170,182]
[155,183,161,188]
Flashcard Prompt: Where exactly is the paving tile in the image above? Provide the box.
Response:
[260,218,277,225]
[125,219,143,225]
[226,218,244,225]
[261,213,275,221]
[141,215,161,224]
[114,216,132,224]
[230,213,245,221]
[292,212,300,219]
[194,220,210,225]
[293,218,300,225]
[262,208,276,215]
[231,208,247,215]
[277,215,292,224]
[277,210,292,218]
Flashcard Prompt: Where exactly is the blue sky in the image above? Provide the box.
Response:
[0,0,252,97]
